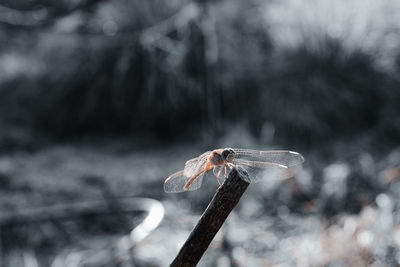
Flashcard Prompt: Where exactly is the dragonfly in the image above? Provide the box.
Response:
[164,148,304,193]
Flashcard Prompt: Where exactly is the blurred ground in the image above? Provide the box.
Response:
[0,134,399,266]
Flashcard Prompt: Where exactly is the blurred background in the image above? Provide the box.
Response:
[1,0,400,266]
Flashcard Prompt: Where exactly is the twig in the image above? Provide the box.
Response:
[170,167,249,267]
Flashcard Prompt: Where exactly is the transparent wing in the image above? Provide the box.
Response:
[183,151,211,177]
[232,159,292,183]
[231,149,304,167]
[164,170,205,193]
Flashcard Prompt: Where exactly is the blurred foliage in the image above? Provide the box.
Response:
[0,0,400,146]
[258,41,389,145]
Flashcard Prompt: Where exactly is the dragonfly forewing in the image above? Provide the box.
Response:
[232,149,304,167]
[164,170,204,193]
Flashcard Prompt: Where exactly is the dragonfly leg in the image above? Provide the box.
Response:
[217,168,222,178]
[216,168,222,186]
[224,166,227,178]
[217,176,221,186]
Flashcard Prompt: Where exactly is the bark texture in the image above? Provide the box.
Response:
[170,167,249,267]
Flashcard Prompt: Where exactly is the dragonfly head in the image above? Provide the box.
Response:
[221,148,235,162]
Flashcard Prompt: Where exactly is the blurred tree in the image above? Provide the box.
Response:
[0,0,107,28]
[0,0,399,145]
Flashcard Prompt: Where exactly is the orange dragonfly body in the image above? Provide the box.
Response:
[164,148,304,193]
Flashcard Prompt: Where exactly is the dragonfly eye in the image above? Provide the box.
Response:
[221,148,235,161]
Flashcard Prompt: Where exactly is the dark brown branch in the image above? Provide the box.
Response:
[170,167,250,267]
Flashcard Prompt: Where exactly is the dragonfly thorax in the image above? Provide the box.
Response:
[210,151,224,165]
